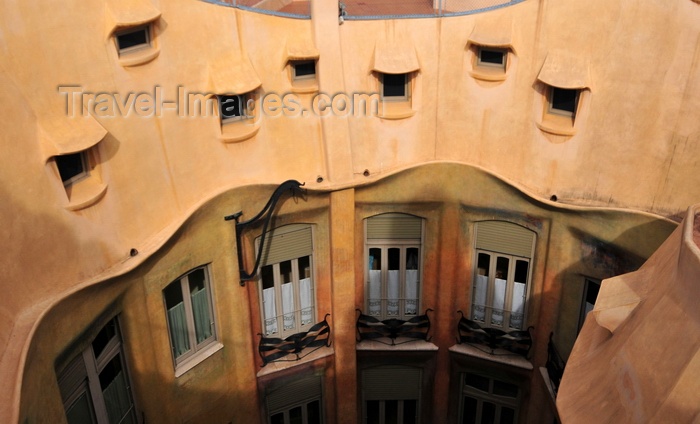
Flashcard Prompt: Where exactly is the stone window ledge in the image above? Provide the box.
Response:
[449,343,533,370]
[64,179,108,211]
[219,123,260,143]
[174,342,224,378]
[356,338,438,351]
[119,47,160,67]
[256,346,334,378]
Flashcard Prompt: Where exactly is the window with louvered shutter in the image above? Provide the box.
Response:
[257,225,316,338]
[472,221,535,330]
[365,214,423,320]
[362,366,421,424]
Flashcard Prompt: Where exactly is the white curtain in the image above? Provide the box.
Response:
[191,287,212,343]
[472,275,488,322]
[405,270,419,315]
[369,270,382,316]
[263,287,278,335]
[510,282,526,329]
[300,277,313,325]
[102,370,133,424]
[167,303,190,358]
[387,270,400,316]
[281,282,295,331]
[492,278,507,326]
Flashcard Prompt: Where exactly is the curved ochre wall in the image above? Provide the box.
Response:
[16,163,676,423]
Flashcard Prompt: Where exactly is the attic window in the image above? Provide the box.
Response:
[115,24,151,56]
[535,52,590,136]
[548,87,580,117]
[218,94,250,124]
[477,47,507,70]
[381,73,408,100]
[292,61,316,80]
[56,152,89,186]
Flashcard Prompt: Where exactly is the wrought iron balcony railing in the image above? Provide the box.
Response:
[258,314,331,366]
[546,332,566,395]
[356,309,433,346]
[456,311,533,358]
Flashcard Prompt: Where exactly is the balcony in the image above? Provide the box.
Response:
[257,314,331,366]
[455,311,533,358]
[356,309,434,347]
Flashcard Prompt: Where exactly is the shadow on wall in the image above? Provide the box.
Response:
[19,272,255,424]
[553,218,676,361]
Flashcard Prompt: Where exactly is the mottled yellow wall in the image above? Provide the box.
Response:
[17,164,676,423]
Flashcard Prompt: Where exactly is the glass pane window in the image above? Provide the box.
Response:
[366,244,421,320]
[307,400,322,424]
[464,373,490,393]
[115,25,150,54]
[367,400,380,424]
[549,87,580,116]
[271,413,285,424]
[57,317,137,424]
[269,399,323,424]
[293,61,316,79]
[56,152,89,186]
[66,391,96,424]
[477,48,507,69]
[163,265,217,365]
[461,396,477,424]
[492,381,519,399]
[219,95,245,121]
[460,373,519,424]
[364,399,418,424]
[382,73,408,99]
[472,251,530,330]
[91,319,117,360]
[260,255,315,337]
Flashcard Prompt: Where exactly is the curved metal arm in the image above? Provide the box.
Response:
[225,180,306,286]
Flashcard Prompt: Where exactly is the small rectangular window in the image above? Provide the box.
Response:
[218,94,249,123]
[293,61,316,80]
[548,87,580,117]
[477,47,507,69]
[115,25,150,55]
[56,152,89,186]
[381,73,408,100]
[164,265,217,368]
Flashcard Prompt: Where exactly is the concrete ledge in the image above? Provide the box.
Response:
[356,338,439,351]
[449,343,533,370]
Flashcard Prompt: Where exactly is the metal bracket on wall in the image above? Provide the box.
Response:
[225,180,306,286]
